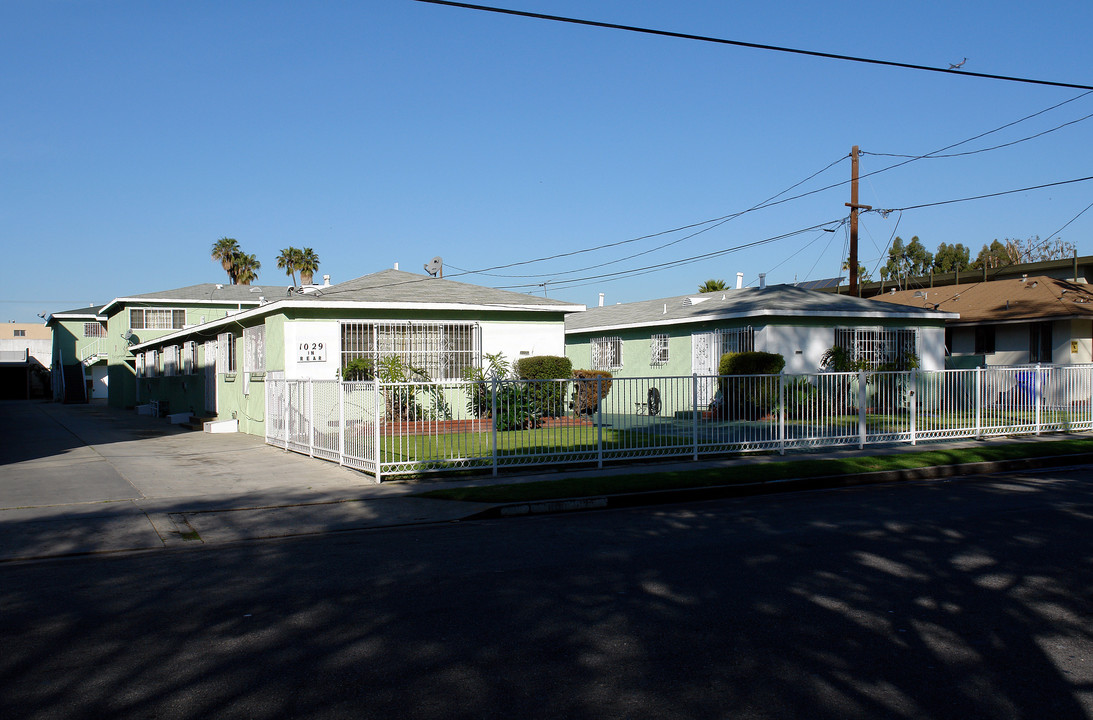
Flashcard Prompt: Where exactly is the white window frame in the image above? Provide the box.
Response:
[243,325,266,373]
[83,323,106,338]
[129,308,186,331]
[217,332,236,374]
[591,336,623,371]
[834,328,917,369]
[182,341,197,375]
[650,334,669,366]
[163,345,179,377]
[340,321,480,380]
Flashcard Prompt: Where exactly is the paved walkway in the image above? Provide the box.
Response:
[1,400,1089,562]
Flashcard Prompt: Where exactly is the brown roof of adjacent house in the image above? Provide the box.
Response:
[871,276,1093,325]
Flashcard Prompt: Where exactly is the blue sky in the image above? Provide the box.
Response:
[3,1,1092,322]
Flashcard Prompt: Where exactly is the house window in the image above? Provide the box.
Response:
[834,328,917,369]
[182,341,197,375]
[591,337,623,370]
[974,326,995,355]
[14,329,26,337]
[340,322,480,380]
[163,346,179,377]
[217,333,236,373]
[129,308,186,330]
[650,334,669,365]
[83,323,106,338]
[244,325,266,373]
[1030,322,1053,363]
[719,327,755,355]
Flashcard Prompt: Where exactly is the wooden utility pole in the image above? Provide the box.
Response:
[846,145,872,297]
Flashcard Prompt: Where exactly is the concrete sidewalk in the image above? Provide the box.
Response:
[1,400,1090,563]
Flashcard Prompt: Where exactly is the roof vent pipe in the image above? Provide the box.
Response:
[758,273,766,289]
[736,272,744,289]
[598,293,605,307]
[394,262,399,271]
[323,274,330,286]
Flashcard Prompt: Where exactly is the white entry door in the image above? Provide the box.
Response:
[691,332,718,407]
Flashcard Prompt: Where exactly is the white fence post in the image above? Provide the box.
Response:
[975,367,982,440]
[1035,363,1042,435]
[909,368,917,446]
[692,373,700,461]
[337,380,345,467]
[596,376,604,469]
[491,377,499,476]
[373,380,383,483]
[307,378,315,458]
[858,370,867,449]
[778,371,786,456]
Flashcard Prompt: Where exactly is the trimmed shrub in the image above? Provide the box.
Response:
[714,351,785,420]
[718,351,785,376]
[571,369,612,415]
[493,385,543,431]
[516,355,573,417]
[516,355,572,380]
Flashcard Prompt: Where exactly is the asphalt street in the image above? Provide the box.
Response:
[1,463,1092,719]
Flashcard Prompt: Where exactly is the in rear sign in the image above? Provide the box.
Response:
[298,341,326,363]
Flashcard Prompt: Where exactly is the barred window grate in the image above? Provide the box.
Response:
[719,327,755,356]
[650,334,669,365]
[592,337,623,370]
[244,325,266,373]
[83,323,106,338]
[835,328,917,368]
[340,322,480,380]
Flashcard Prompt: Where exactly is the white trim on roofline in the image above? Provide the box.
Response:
[566,308,957,335]
[99,296,264,315]
[129,298,583,351]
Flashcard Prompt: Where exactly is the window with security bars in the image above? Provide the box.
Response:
[340,322,480,380]
[650,334,669,365]
[145,350,159,378]
[83,323,106,338]
[243,325,266,373]
[136,353,146,378]
[834,328,917,369]
[719,327,754,356]
[163,345,179,376]
[592,337,623,370]
[182,341,197,375]
[130,308,186,330]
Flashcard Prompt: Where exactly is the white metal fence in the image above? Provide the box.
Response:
[265,364,1093,482]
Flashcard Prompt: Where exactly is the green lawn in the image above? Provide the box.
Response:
[415,436,1093,504]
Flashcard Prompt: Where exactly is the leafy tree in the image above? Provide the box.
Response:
[972,239,1011,270]
[880,236,933,287]
[932,242,971,273]
[298,248,320,285]
[276,247,303,286]
[1005,236,1076,263]
[211,237,240,283]
[233,252,261,285]
[698,279,728,293]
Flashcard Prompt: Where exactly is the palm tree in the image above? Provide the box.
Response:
[276,247,303,286]
[297,248,320,285]
[697,279,728,293]
[211,237,240,283]
[233,252,261,285]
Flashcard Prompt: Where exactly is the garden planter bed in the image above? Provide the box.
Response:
[382,419,491,436]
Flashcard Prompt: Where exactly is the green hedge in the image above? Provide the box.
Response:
[516,355,572,380]
[715,351,785,420]
[718,351,785,375]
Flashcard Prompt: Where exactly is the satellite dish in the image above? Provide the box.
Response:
[424,256,444,278]
[122,329,135,344]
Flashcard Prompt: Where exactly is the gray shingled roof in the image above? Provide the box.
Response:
[50,304,107,318]
[304,269,584,310]
[565,284,956,334]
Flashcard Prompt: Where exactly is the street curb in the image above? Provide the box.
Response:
[468,452,1093,519]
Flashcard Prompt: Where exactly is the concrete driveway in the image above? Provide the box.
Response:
[0,401,489,560]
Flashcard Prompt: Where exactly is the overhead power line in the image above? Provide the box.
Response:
[873,175,1093,214]
[415,0,1093,91]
